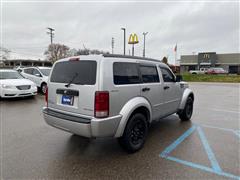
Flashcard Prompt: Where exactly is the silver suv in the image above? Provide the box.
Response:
[43,54,194,153]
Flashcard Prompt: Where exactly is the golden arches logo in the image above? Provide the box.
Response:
[203,54,210,59]
[128,33,139,44]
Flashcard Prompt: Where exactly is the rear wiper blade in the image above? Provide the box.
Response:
[65,73,78,88]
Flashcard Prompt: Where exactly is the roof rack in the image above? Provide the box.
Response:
[102,54,162,63]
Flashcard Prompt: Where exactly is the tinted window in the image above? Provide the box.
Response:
[51,61,97,85]
[140,65,159,83]
[113,62,140,85]
[24,68,33,74]
[32,69,41,76]
[160,67,175,82]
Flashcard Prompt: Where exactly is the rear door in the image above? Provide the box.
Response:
[22,68,34,81]
[32,68,42,87]
[139,63,164,120]
[48,59,98,117]
[159,66,181,115]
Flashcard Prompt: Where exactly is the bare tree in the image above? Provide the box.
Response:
[44,44,70,63]
[75,48,109,55]
[0,46,11,60]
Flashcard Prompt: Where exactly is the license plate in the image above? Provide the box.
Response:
[61,95,74,106]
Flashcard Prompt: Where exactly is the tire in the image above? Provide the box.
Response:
[41,83,47,94]
[178,96,193,121]
[118,113,148,153]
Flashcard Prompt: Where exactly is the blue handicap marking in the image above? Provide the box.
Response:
[159,124,240,180]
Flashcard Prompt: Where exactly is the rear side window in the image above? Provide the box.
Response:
[113,62,140,85]
[140,65,159,83]
[50,61,97,85]
[24,68,33,75]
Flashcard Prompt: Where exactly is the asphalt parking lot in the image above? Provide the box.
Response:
[1,83,239,179]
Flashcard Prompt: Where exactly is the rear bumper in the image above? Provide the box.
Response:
[43,107,122,138]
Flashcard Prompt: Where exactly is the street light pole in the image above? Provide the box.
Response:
[143,32,148,57]
[121,28,126,55]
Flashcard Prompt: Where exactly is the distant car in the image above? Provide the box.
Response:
[189,68,209,74]
[206,68,228,74]
[0,69,37,98]
[20,66,51,94]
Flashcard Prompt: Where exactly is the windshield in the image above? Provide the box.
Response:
[40,68,51,76]
[0,71,24,79]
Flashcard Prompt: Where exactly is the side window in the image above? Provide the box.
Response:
[32,69,41,76]
[113,62,141,85]
[160,67,175,82]
[24,68,33,75]
[140,65,160,83]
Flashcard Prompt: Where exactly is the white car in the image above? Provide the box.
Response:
[20,66,51,94]
[0,69,37,98]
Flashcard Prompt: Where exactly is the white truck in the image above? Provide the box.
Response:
[189,68,208,74]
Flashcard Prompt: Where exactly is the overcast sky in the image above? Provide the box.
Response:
[1,1,239,64]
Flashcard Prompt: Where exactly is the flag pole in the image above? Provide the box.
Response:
[175,43,177,65]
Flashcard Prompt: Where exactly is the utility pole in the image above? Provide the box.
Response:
[111,37,114,54]
[47,27,55,44]
[121,28,126,55]
[143,32,148,57]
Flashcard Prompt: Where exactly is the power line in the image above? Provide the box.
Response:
[46,27,55,44]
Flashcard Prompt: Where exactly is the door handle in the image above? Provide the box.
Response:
[142,87,150,92]
[164,86,170,90]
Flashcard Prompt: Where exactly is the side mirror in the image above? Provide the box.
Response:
[35,73,42,77]
[175,75,183,82]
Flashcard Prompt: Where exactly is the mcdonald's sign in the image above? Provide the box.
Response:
[128,33,139,44]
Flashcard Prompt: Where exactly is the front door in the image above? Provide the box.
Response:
[160,66,181,115]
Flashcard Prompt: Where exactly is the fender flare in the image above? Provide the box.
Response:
[179,88,194,110]
[114,97,152,138]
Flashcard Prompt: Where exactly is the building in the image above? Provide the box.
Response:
[180,52,240,74]
[0,59,52,68]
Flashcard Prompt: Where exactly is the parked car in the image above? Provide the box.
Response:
[189,68,208,74]
[206,67,228,74]
[20,66,51,94]
[43,54,194,153]
[0,69,37,98]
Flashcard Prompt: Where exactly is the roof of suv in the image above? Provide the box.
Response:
[57,54,167,66]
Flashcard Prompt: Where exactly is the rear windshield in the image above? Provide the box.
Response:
[50,60,97,85]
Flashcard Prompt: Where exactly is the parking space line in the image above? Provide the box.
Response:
[160,125,240,180]
[160,125,197,158]
[196,108,240,114]
[197,126,222,172]
[166,156,240,180]
[197,123,240,139]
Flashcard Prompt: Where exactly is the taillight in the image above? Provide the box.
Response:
[45,86,48,107]
[94,91,109,118]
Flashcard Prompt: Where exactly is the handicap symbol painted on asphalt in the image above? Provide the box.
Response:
[159,124,240,180]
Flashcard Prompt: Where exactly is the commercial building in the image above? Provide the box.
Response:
[180,52,240,74]
[0,59,52,68]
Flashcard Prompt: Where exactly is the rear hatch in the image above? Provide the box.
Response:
[48,59,98,117]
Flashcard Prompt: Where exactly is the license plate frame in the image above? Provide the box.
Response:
[61,95,74,106]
